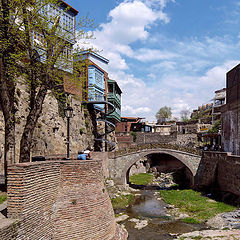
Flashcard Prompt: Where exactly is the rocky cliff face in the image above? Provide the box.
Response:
[0,85,95,174]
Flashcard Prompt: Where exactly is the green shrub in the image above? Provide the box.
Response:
[0,194,7,204]
[129,131,137,142]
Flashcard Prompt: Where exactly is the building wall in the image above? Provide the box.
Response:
[115,122,130,133]
[222,64,240,155]
[6,160,127,240]
[177,123,211,134]
[195,152,240,197]
[153,125,171,134]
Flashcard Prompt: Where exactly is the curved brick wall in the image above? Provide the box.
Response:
[7,160,127,240]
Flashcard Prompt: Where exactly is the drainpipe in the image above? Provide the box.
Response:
[105,96,108,152]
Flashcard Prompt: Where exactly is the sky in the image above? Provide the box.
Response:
[67,0,240,121]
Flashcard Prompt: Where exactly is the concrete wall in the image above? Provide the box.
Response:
[195,151,240,197]
[5,160,127,240]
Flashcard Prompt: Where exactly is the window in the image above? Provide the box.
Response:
[108,84,113,93]
[95,69,103,88]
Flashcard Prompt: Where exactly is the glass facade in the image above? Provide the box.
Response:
[88,66,105,110]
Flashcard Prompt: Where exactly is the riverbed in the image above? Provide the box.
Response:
[117,190,207,240]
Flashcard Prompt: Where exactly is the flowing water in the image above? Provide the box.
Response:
[119,190,207,240]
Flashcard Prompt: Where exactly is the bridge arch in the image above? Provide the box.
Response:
[109,148,201,187]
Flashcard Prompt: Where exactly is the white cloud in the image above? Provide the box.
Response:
[151,61,176,70]
[76,0,174,71]
[133,48,178,62]
[97,0,169,46]
[122,105,151,115]
[75,0,240,121]
[147,73,157,79]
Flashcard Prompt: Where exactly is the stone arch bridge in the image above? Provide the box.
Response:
[108,143,202,187]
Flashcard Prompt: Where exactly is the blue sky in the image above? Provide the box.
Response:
[67,0,240,121]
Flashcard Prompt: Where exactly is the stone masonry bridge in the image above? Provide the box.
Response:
[108,143,202,187]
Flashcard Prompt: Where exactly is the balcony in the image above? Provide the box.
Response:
[107,92,121,106]
[107,109,121,122]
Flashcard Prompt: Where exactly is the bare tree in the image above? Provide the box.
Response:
[180,109,190,121]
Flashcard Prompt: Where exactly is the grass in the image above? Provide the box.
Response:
[160,189,236,222]
[0,193,7,204]
[181,217,200,224]
[111,194,134,209]
[129,173,153,185]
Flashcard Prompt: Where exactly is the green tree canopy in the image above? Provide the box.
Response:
[0,0,95,188]
[155,106,172,123]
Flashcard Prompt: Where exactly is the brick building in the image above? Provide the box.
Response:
[115,117,145,134]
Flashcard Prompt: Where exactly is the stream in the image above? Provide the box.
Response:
[119,190,208,240]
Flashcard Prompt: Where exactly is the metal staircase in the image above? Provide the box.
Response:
[83,98,116,151]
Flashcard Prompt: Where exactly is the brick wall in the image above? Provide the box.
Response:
[195,152,240,197]
[6,160,127,240]
[92,152,110,178]
[0,220,20,240]
[116,135,134,143]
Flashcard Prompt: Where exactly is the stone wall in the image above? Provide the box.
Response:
[129,160,146,176]
[135,132,177,144]
[6,160,127,240]
[174,133,198,148]
[109,148,201,186]
[195,151,240,197]
[0,85,95,175]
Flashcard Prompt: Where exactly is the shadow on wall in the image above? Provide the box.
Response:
[125,153,194,188]
[194,151,240,204]
[147,153,194,188]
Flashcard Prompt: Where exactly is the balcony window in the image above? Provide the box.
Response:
[108,84,113,93]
